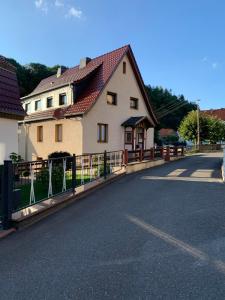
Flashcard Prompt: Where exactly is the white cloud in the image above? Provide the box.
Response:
[67,6,83,18]
[55,0,64,7]
[34,0,48,13]
[212,62,218,69]
[201,56,220,70]
[201,56,208,62]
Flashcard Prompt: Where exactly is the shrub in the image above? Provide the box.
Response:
[36,164,64,191]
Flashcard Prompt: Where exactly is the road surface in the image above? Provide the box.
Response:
[0,153,225,299]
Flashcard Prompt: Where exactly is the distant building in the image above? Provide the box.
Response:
[0,56,25,164]
[19,45,157,161]
[159,128,178,139]
[202,108,225,122]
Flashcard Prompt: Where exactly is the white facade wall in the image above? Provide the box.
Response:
[82,55,154,153]
[0,117,18,164]
[22,86,73,114]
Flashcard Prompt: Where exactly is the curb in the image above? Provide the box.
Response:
[0,228,16,240]
[12,172,126,230]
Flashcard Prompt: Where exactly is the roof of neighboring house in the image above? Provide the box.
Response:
[0,55,25,119]
[202,108,225,121]
[159,128,177,138]
[23,45,157,126]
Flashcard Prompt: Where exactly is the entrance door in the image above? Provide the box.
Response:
[136,127,144,150]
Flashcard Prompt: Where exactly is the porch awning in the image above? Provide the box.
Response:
[121,116,152,128]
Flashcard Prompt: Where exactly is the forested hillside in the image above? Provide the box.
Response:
[7,57,196,130]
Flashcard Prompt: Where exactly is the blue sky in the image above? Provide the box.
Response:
[0,0,225,109]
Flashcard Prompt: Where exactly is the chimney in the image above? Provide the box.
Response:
[79,57,91,69]
[56,66,67,78]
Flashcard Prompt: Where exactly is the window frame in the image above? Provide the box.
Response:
[55,124,63,142]
[37,126,43,142]
[97,123,108,143]
[25,102,31,113]
[35,100,41,111]
[130,97,139,110]
[59,93,67,106]
[46,97,53,108]
[106,92,117,106]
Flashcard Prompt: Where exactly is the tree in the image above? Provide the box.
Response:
[6,57,66,97]
[178,110,225,144]
[145,85,197,130]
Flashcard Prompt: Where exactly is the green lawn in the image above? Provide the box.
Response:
[15,174,91,211]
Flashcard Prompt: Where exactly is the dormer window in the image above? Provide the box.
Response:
[35,100,41,111]
[47,97,53,108]
[59,93,67,106]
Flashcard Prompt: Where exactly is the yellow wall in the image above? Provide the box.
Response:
[82,54,154,153]
[18,118,83,161]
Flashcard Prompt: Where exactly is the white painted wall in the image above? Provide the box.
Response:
[0,117,18,164]
[82,54,154,153]
[22,85,73,114]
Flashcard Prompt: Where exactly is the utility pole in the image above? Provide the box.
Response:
[196,100,200,150]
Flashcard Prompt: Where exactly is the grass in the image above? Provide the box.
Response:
[15,174,92,211]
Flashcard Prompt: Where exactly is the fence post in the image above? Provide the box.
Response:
[151,148,154,160]
[104,150,107,179]
[165,146,170,161]
[139,149,143,162]
[1,160,13,230]
[174,146,177,157]
[181,146,184,156]
[72,154,76,195]
[124,149,128,165]
[160,147,164,159]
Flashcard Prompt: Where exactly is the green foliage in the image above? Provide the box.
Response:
[48,151,71,159]
[178,110,225,143]
[9,152,23,163]
[161,135,179,145]
[36,164,64,190]
[146,85,197,130]
[6,57,66,97]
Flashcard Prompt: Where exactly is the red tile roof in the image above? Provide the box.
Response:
[202,108,225,121]
[159,128,177,137]
[0,56,25,119]
[23,45,157,125]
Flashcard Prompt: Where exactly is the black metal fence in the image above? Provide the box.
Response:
[0,150,124,229]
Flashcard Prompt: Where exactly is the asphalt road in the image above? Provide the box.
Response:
[0,153,225,300]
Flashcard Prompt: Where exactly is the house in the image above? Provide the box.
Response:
[202,108,225,122]
[0,56,25,164]
[159,128,178,139]
[19,45,157,161]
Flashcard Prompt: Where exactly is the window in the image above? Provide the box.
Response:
[123,61,126,74]
[130,97,138,109]
[125,128,133,144]
[107,92,117,105]
[25,103,31,113]
[97,124,108,143]
[55,124,63,142]
[37,126,43,142]
[59,94,67,106]
[35,100,41,111]
[46,97,53,108]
